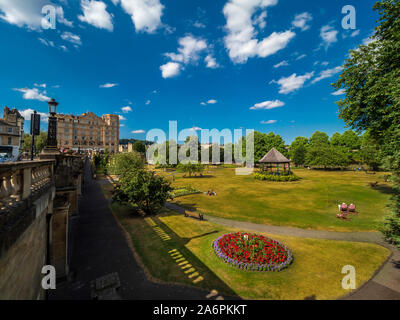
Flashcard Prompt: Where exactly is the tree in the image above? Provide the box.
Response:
[176,162,205,177]
[241,131,287,163]
[305,145,350,169]
[132,140,146,153]
[114,169,172,215]
[310,131,330,146]
[333,0,400,247]
[360,131,383,171]
[109,152,144,175]
[22,131,47,155]
[289,137,309,166]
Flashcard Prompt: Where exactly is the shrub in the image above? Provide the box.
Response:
[113,169,172,215]
[254,172,300,182]
[108,152,144,175]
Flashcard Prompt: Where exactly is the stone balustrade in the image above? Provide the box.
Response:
[0,160,55,213]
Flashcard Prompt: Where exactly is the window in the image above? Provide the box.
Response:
[7,127,12,133]
[8,137,12,145]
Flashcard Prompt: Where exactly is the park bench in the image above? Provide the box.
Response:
[184,210,204,221]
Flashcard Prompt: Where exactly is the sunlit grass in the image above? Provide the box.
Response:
[159,167,392,232]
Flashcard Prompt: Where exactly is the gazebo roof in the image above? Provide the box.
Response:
[259,148,290,163]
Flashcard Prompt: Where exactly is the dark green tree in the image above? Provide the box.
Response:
[132,140,146,153]
[333,0,400,247]
[289,137,309,166]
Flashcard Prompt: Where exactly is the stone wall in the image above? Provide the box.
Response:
[0,200,48,299]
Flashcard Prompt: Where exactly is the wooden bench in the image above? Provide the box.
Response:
[184,210,204,221]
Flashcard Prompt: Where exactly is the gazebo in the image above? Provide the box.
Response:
[259,148,291,175]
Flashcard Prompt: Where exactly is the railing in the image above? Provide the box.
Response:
[0,160,55,212]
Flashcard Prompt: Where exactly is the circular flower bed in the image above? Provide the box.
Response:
[213,232,293,272]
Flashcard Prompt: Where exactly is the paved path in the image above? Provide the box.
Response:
[50,160,231,300]
[165,202,400,300]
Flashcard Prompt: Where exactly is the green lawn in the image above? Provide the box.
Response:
[160,213,390,300]
[102,179,390,300]
[161,167,393,232]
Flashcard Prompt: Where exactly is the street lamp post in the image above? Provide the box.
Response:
[41,98,60,155]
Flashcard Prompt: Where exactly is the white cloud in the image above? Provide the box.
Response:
[273,60,289,68]
[331,88,346,96]
[145,100,151,105]
[38,37,54,47]
[13,87,50,102]
[261,120,277,124]
[320,25,338,49]
[193,21,206,28]
[351,30,360,37]
[99,83,118,88]
[292,12,312,31]
[34,83,46,88]
[223,0,295,64]
[165,35,208,64]
[120,124,125,127]
[190,127,202,131]
[121,106,132,113]
[113,0,164,33]
[321,61,329,66]
[271,72,314,94]
[205,54,219,69]
[61,32,82,46]
[160,62,181,78]
[0,1,72,29]
[250,99,284,110]
[19,109,49,123]
[161,35,217,77]
[200,102,207,106]
[131,129,145,134]
[207,99,217,104]
[78,0,113,31]
[295,54,307,60]
[119,115,126,120]
[311,66,342,84]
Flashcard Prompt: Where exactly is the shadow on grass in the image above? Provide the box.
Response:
[371,184,396,195]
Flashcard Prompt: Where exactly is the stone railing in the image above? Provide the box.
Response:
[0,160,55,212]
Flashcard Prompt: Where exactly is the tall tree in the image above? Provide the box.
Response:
[333,0,400,247]
[310,131,330,146]
[241,131,287,163]
[289,137,309,166]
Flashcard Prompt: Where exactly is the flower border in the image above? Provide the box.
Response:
[213,233,294,272]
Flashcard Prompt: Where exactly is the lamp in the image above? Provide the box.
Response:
[48,98,58,115]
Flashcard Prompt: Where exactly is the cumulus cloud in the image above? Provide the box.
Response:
[113,0,164,33]
[121,106,132,113]
[99,83,118,88]
[223,0,295,64]
[78,0,113,31]
[13,87,50,102]
[311,66,342,84]
[201,99,217,106]
[261,120,277,124]
[131,129,145,134]
[0,0,72,29]
[161,35,217,77]
[145,100,151,105]
[119,115,126,120]
[292,12,312,31]
[250,99,284,110]
[160,62,181,78]
[61,32,82,46]
[271,72,314,94]
[19,109,49,122]
[204,54,219,69]
[320,25,338,49]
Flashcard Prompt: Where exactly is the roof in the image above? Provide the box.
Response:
[259,148,290,163]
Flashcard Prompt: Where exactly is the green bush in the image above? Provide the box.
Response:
[254,172,300,182]
[108,152,144,175]
[113,169,172,215]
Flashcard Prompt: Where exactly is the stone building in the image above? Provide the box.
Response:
[0,107,24,160]
[56,111,119,153]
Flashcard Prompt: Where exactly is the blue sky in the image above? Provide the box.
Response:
[0,0,378,144]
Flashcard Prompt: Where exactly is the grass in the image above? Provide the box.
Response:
[159,213,390,300]
[157,167,393,232]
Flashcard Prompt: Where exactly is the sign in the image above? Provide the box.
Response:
[30,112,40,136]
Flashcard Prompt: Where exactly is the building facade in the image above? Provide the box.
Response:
[0,107,24,160]
[56,111,119,153]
